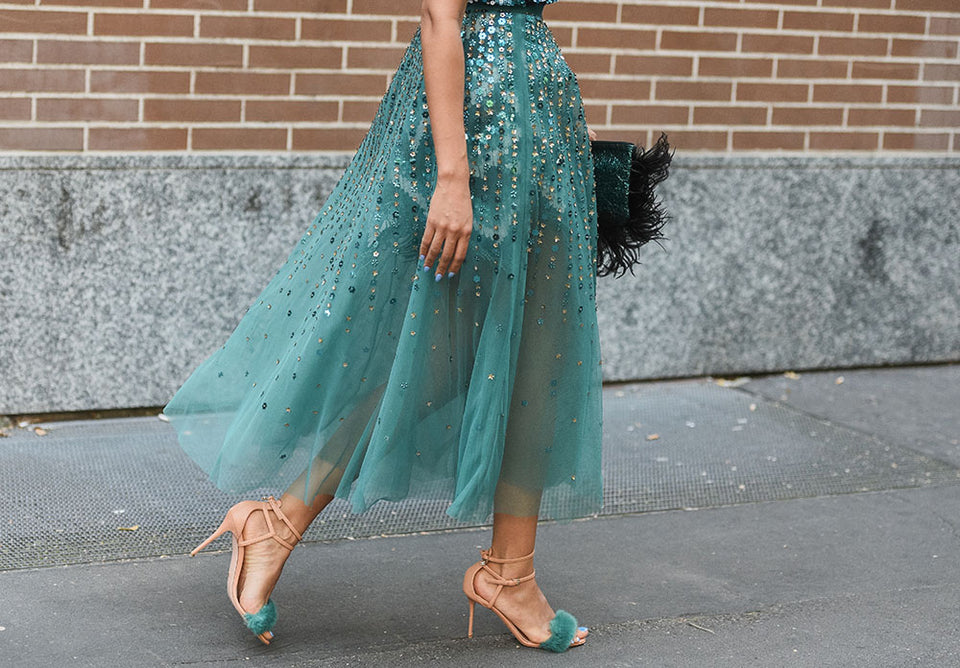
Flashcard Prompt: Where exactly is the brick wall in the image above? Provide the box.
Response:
[0,0,957,153]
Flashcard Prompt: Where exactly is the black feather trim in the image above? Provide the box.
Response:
[596,132,674,278]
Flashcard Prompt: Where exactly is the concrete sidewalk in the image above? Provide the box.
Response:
[1,364,958,667]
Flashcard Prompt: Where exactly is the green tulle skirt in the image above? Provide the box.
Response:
[162,2,603,524]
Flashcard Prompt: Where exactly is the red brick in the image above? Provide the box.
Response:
[296,73,387,96]
[891,39,957,59]
[0,68,84,92]
[251,45,342,70]
[742,34,814,55]
[851,61,919,81]
[777,59,848,79]
[615,55,692,77]
[200,16,295,41]
[0,9,86,34]
[195,72,292,96]
[737,82,809,103]
[144,98,241,122]
[0,39,32,63]
[648,129,726,151]
[549,26,573,49]
[660,30,737,52]
[656,80,732,101]
[582,103,605,127]
[821,0,891,7]
[620,4,700,26]
[345,46,408,70]
[883,132,949,150]
[819,36,888,56]
[396,20,419,44]
[302,18,392,42]
[694,105,767,125]
[38,40,140,65]
[568,77,651,101]
[745,0,815,5]
[733,131,805,149]
[247,99,338,122]
[0,98,30,120]
[772,106,844,125]
[813,83,883,103]
[929,17,960,36]
[895,0,957,10]
[857,13,926,34]
[783,11,854,32]
[89,128,189,150]
[342,100,381,124]
[578,27,656,50]
[848,107,916,126]
[560,52,611,75]
[809,132,879,150]
[145,42,243,67]
[351,0,418,15]
[152,0,246,8]
[923,64,960,82]
[610,104,689,125]
[193,127,288,150]
[44,0,147,6]
[919,109,960,128]
[37,97,139,122]
[546,2,619,23]
[704,8,778,29]
[887,85,954,105]
[258,0,347,12]
[0,127,83,150]
[292,127,369,150]
[698,57,773,78]
[94,13,194,37]
[90,70,191,94]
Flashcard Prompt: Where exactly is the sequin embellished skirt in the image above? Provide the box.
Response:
[162,2,603,524]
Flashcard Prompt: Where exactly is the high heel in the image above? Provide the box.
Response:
[190,495,303,645]
[462,548,587,652]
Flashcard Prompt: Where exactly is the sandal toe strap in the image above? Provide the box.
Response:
[538,609,579,653]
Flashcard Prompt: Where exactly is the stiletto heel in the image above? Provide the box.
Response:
[462,548,586,652]
[190,518,229,556]
[190,495,303,645]
[467,599,475,638]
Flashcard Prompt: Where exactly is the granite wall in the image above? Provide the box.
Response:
[1,154,957,414]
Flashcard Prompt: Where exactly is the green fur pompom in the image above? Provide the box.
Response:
[538,609,578,653]
[243,598,277,635]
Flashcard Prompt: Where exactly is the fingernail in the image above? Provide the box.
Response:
[423,265,431,272]
[578,627,588,632]
[447,271,455,278]
[419,254,425,262]
[435,273,442,282]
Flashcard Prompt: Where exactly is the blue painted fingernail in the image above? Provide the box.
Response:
[435,273,442,282]
[419,254,425,261]
[447,271,455,278]
[423,265,430,272]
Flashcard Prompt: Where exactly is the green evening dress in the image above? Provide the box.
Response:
[162,0,603,524]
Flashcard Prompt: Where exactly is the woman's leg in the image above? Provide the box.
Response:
[471,496,588,644]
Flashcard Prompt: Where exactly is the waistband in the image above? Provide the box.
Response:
[464,3,544,17]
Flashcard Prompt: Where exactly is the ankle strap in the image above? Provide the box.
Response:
[480,548,534,564]
[265,495,304,542]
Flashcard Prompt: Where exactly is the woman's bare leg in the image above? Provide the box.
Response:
[470,482,588,645]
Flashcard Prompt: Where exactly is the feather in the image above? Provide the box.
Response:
[595,132,674,278]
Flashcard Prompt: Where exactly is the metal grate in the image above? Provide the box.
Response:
[2,380,957,571]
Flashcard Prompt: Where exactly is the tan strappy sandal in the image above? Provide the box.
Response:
[462,548,587,652]
[190,495,303,645]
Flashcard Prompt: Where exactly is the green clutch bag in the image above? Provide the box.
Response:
[590,132,674,278]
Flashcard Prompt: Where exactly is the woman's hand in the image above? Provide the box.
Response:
[588,126,597,141]
[419,171,473,280]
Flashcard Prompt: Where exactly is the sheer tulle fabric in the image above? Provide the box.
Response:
[163,2,603,524]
